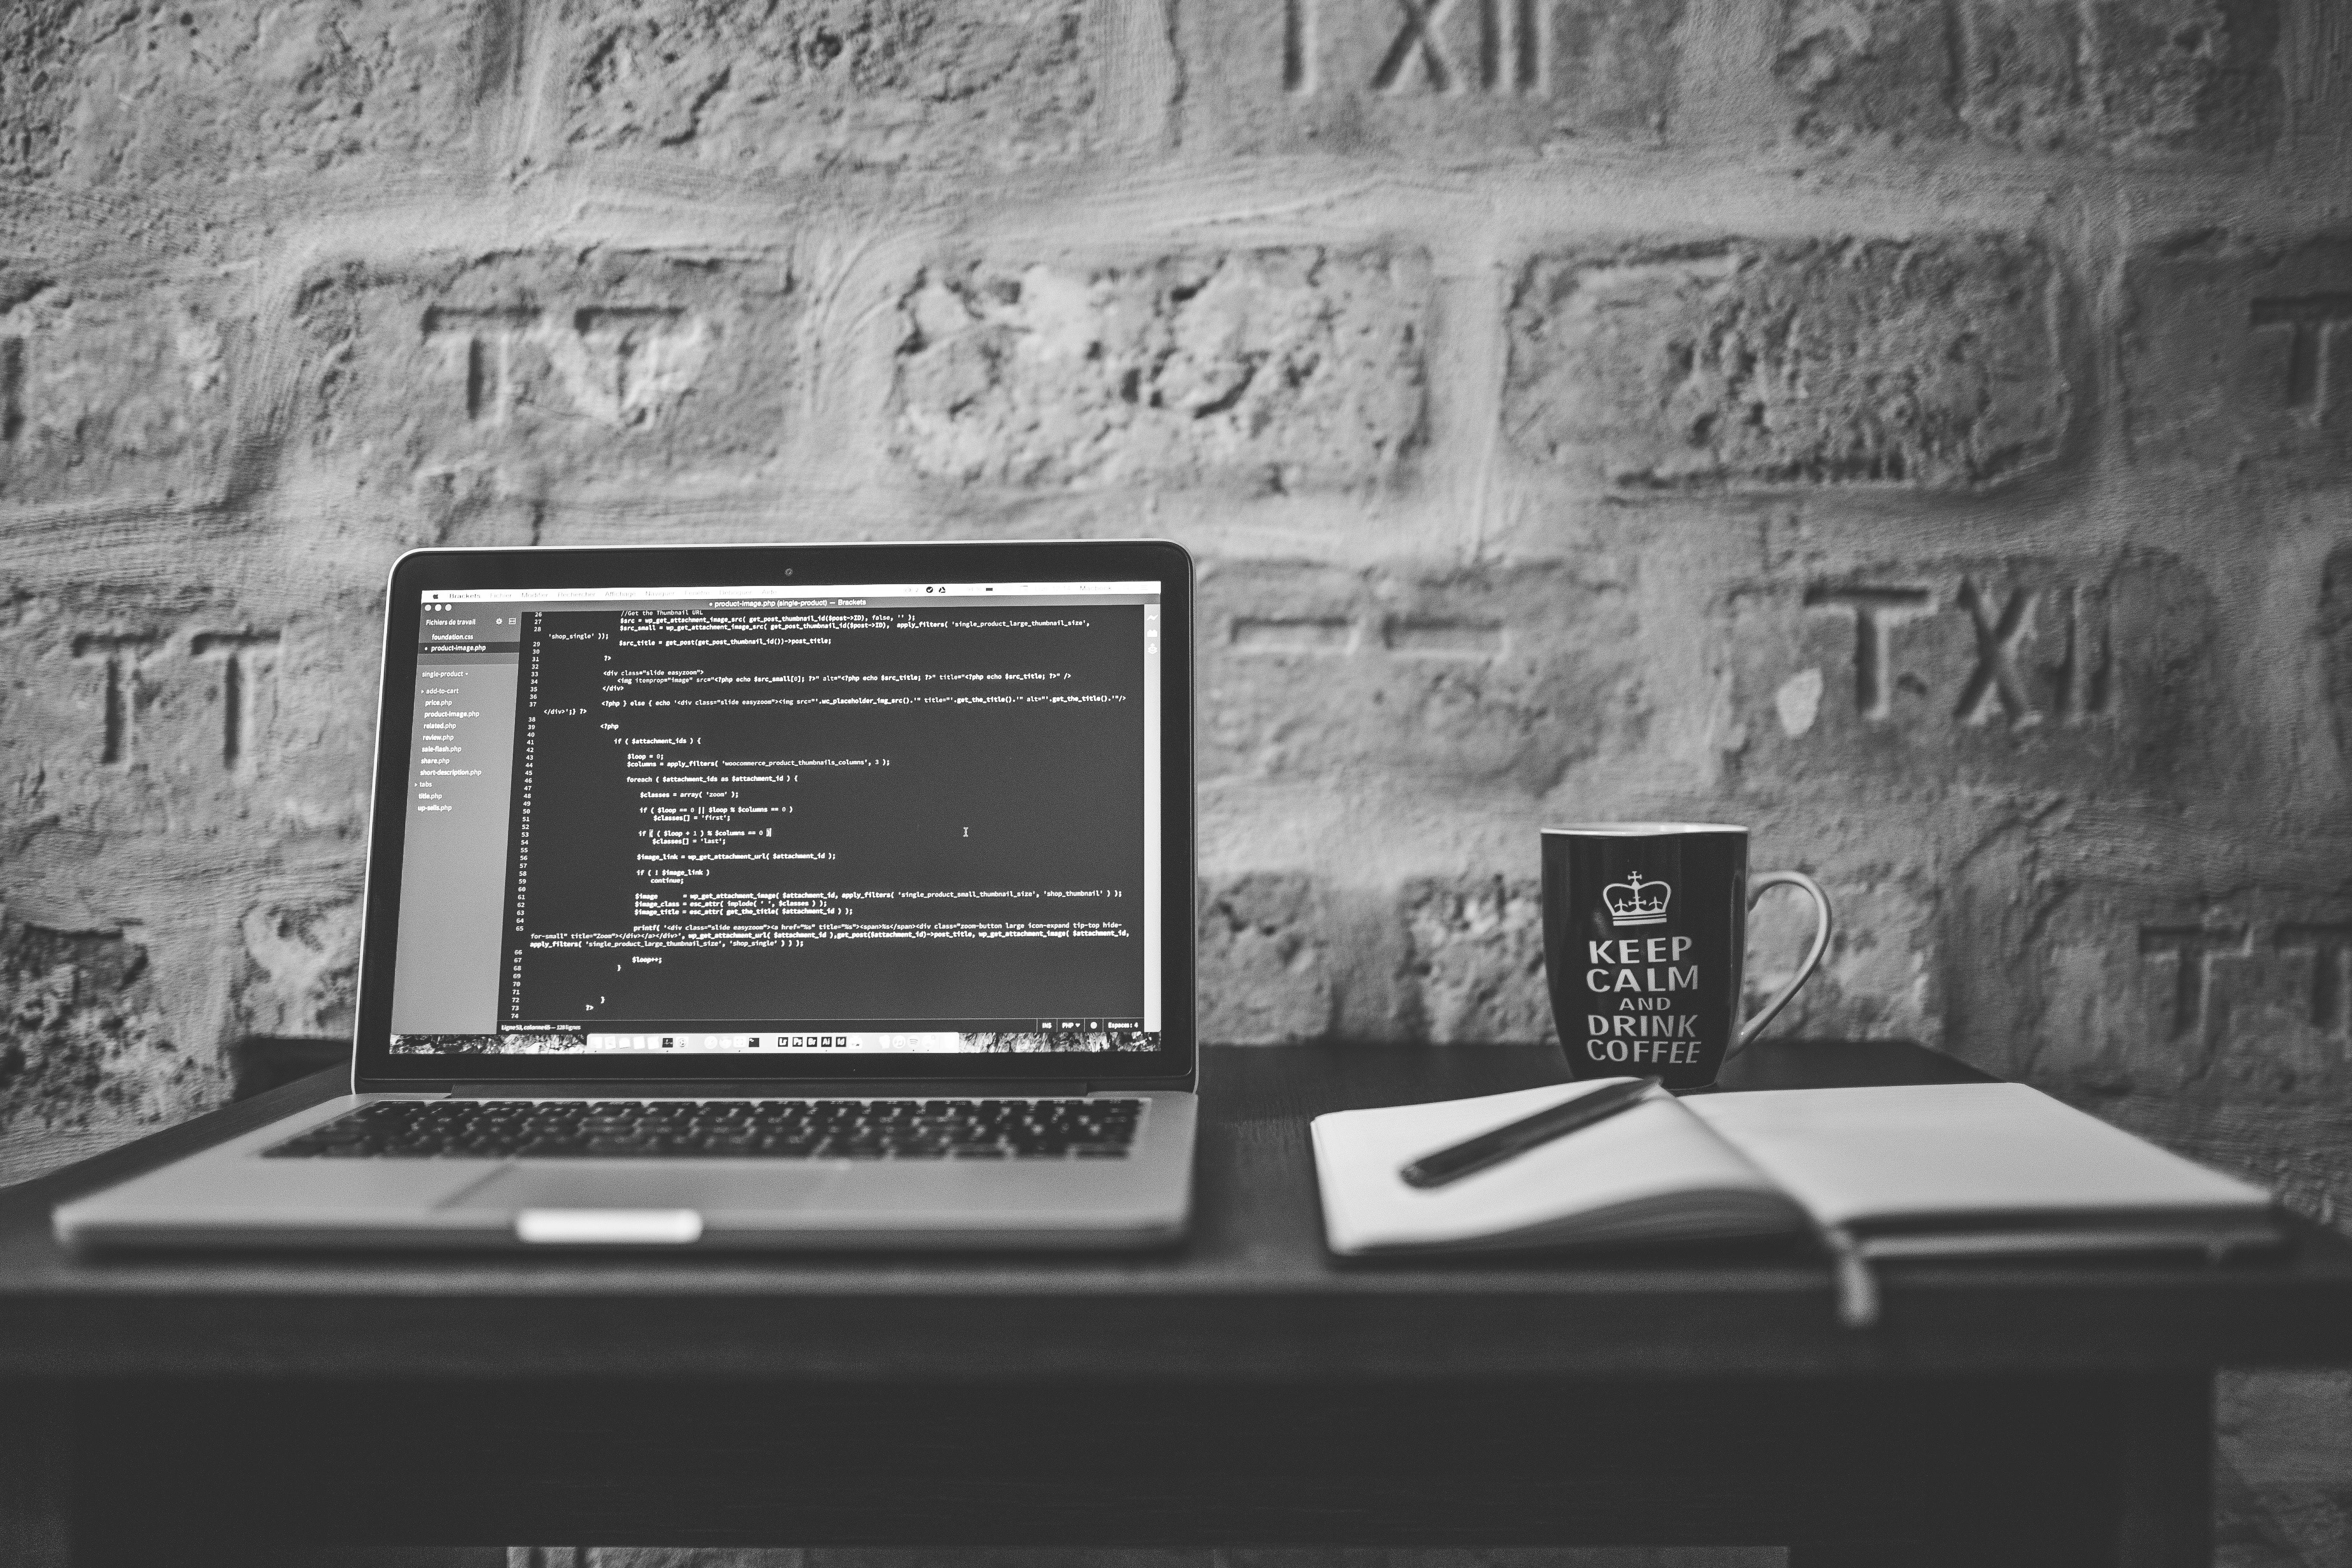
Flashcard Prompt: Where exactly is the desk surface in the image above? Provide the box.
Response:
[3,1041,2349,1382]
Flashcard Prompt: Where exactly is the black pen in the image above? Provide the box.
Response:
[1398,1077,1665,1189]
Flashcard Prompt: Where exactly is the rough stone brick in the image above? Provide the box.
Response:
[1742,862,1936,1045]
[2325,543,2352,768]
[0,591,376,859]
[0,917,218,1185]
[1948,823,2352,1093]
[233,897,362,1039]
[1504,237,2070,493]
[1200,559,1641,796]
[2066,0,2282,150]
[1945,822,2352,1218]
[0,5,84,177]
[1,0,499,184]
[1196,873,1339,1044]
[1719,549,2221,798]
[0,271,231,510]
[0,587,375,1175]
[554,0,1103,174]
[1774,0,2284,153]
[2121,233,2352,473]
[295,249,798,505]
[1400,876,1550,1044]
[1773,0,1962,143]
[1178,0,1685,158]
[893,250,1427,494]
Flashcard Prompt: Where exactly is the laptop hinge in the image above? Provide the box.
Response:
[441,1080,1099,1097]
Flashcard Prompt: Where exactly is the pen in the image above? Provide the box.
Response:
[1398,1076,1665,1189]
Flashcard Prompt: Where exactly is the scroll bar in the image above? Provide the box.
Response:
[1142,600,1161,1034]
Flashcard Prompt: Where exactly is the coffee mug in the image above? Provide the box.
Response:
[1541,824,1832,1092]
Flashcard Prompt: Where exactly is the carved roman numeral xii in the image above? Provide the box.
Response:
[1286,0,1544,95]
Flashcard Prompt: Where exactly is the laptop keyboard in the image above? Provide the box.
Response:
[262,1097,1144,1161]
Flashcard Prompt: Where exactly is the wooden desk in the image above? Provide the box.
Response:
[5,1042,2350,1567]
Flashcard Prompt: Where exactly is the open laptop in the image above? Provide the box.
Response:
[56,540,1197,1251]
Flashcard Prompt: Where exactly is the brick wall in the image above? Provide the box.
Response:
[2,0,2349,1559]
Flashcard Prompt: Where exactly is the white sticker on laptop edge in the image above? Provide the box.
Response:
[515,1208,704,1244]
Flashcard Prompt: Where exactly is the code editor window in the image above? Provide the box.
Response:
[493,598,1150,1044]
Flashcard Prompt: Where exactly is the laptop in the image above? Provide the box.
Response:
[56,539,1197,1251]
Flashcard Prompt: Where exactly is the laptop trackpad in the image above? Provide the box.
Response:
[442,1167,842,1217]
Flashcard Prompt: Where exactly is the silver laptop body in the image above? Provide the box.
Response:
[58,540,1198,1252]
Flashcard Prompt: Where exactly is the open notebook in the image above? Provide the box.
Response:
[1312,1079,2280,1321]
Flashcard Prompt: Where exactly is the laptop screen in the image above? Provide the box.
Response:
[377,572,1167,1063]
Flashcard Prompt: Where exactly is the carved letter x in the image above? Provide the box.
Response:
[1373,0,1456,91]
[1954,579,2035,726]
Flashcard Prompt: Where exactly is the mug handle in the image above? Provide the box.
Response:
[1728,870,1834,1058]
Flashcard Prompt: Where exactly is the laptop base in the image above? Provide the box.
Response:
[55,1089,1196,1254]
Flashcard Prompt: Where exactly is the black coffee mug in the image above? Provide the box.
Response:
[1541,824,1832,1092]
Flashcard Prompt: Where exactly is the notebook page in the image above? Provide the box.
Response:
[1686,1082,2272,1232]
[1312,1080,1794,1254]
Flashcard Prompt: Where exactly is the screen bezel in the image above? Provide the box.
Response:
[353,540,1196,1088]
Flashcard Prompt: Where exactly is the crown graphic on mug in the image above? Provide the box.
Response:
[1602,871,1672,927]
